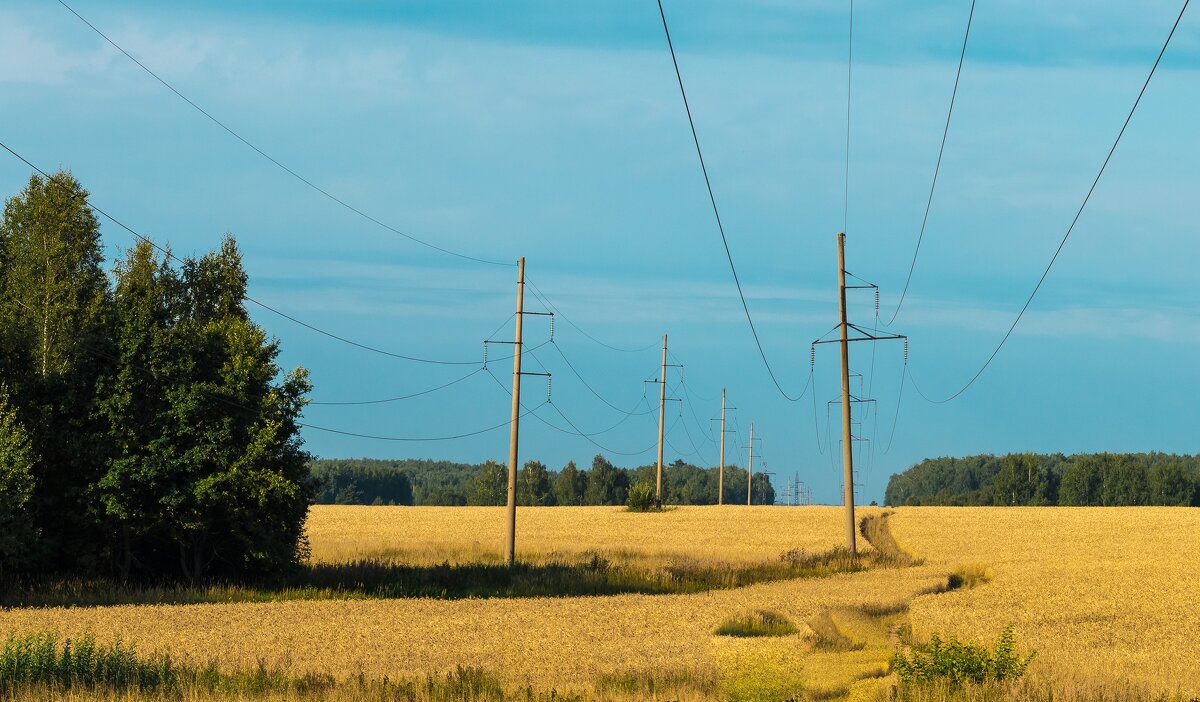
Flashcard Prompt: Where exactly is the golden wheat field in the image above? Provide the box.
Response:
[895,507,1200,697]
[1,505,1198,700]
[304,504,850,564]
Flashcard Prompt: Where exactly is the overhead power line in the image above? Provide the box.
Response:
[302,404,546,442]
[881,365,908,454]
[844,0,854,233]
[810,368,828,455]
[547,340,657,417]
[654,0,809,403]
[676,378,718,444]
[55,0,512,268]
[547,401,664,457]
[912,0,1191,403]
[483,365,659,455]
[309,367,484,406]
[886,0,977,325]
[0,140,504,367]
[674,400,716,465]
[525,278,658,354]
[4,294,529,442]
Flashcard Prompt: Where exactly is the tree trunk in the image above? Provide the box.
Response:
[180,533,208,584]
[40,225,52,378]
[117,525,132,582]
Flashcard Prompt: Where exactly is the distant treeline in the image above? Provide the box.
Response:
[884,453,1200,507]
[311,456,776,507]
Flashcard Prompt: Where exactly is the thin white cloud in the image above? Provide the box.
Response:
[898,297,1200,345]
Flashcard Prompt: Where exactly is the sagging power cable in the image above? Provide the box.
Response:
[55,0,512,268]
[910,0,1191,403]
[655,0,809,403]
[0,139,495,366]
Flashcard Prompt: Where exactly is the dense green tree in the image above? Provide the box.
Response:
[94,240,180,577]
[95,237,313,581]
[680,468,715,505]
[517,460,554,506]
[0,172,109,383]
[750,471,776,505]
[585,454,628,506]
[169,238,313,581]
[334,482,364,505]
[1059,457,1104,506]
[992,454,1056,506]
[723,466,749,505]
[887,452,1199,507]
[0,389,38,575]
[552,460,586,506]
[0,173,316,582]
[417,484,468,506]
[655,460,717,506]
[306,458,772,509]
[1100,454,1149,506]
[1148,462,1195,506]
[469,460,506,506]
[0,171,112,570]
[311,461,414,505]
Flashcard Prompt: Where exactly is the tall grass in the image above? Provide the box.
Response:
[804,610,865,652]
[1,545,892,608]
[714,610,798,638]
[859,512,920,566]
[882,679,1197,702]
[595,667,718,698]
[0,633,590,701]
[0,632,177,693]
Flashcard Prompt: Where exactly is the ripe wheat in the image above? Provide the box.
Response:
[1,505,1196,699]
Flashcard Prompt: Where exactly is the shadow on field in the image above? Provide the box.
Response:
[1,546,899,608]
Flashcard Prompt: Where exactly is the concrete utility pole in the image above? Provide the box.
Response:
[712,391,736,506]
[504,257,525,567]
[837,233,857,554]
[811,233,904,549]
[747,423,755,506]
[718,388,727,505]
[656,333,668,508]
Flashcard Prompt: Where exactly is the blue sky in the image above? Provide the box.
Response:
[2,0,1197,504]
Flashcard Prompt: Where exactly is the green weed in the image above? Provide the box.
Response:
[891,625,1035,685]
[715,610,798,638]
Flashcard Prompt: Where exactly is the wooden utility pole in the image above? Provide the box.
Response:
[747,422,755,506]
[718,388,726,505]
[655,333,668,508]
[504,257,525,567]
[837,233,857,555]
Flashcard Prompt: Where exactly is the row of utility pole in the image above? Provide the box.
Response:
[502,233,902,564]
[781,475,812,506]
